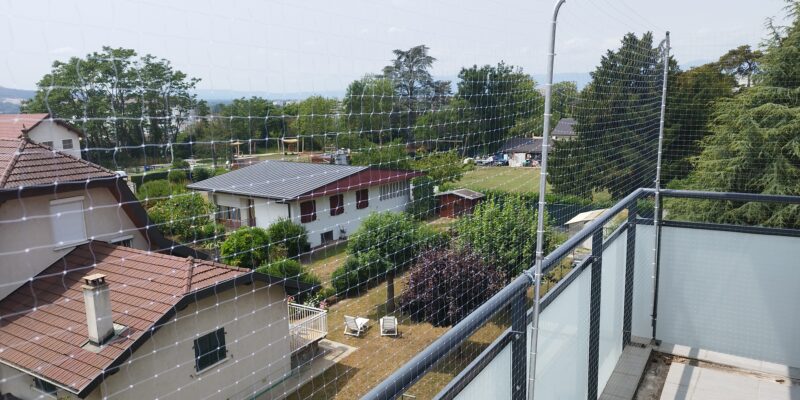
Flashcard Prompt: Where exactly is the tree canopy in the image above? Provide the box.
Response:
[23,47,199,167]
[669,4,800,228]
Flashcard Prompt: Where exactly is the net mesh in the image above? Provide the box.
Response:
[0,1,796,399]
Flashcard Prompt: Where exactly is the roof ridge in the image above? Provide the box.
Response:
[0,139,27,188]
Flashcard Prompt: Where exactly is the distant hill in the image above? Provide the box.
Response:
[0,86,36,114]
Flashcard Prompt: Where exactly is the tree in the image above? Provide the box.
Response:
[347,212,420,312]
[412,98,476,154]
[400,246,504,327]
[22,47,199,167]
[717,45,764,87]
[219,227,272,268]
[456,62,542,155]
[343,75,395,145]
[662,63,736,183]
[350,139,412,170]
[148,193,218,243]
[266,219,310,259]
[670,4,800,228]
[382,45,450,136]
[292,96,340,151]
[455,194,557,279]
[411,151,464,184]
[549,32,676,199]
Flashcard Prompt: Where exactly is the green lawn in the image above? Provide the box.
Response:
[454,166,542,194]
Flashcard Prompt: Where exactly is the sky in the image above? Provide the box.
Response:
[0,0,791,97]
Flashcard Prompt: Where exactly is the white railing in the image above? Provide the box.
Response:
[288,302,328,353]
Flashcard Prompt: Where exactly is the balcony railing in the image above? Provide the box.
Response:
[288,302,328,353]
[363,188,800,400]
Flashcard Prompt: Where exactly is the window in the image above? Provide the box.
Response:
[50,197,87,248]
[217,205,241,221]
[41,141,54,148]
[356,188,369,209]
[62,139,74,149]
[33,377,57,395]
[379,181,410,201]
[321,231,334,245]
[329,194,344,216]
[194,328,227,371]
[300,200,316,223]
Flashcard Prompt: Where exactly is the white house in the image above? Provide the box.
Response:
[0,139,327,399]
[188,160,423,248]
[0,113,84,158]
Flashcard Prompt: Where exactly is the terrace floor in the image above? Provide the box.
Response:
[660,362,800,400]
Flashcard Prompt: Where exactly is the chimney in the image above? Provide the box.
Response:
[82,273,114,346]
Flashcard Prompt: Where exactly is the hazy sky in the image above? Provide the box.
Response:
[0,0,790,95]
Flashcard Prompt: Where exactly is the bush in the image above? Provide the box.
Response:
[256,259,320,286]
[172,159,190,170]
[266,219,310,258]
[219,226,272,268]
[191,166,212,182]
[407,176,436,220]
[147,193,215,242]
[168,169,187,183]
[138,179,172,200]
[400,246,504,327]
[331,251,390,295]
[455,194,557,279]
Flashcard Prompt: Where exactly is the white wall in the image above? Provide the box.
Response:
[654,226,800,367]
[288,184,411,248]
[0,188,148,300]
[255,198,290,227]
[26,120,82,159]
[0,282,292,400]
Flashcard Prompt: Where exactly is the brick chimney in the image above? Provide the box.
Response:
[82,273,114,346]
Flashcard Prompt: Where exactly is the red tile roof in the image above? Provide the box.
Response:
[0,114,49,139]
[0,138,116,189]
[0,242,250,395]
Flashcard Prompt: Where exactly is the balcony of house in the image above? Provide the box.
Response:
[288,302,329,354]
[363,188,800,400]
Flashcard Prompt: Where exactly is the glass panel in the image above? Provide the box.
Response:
[531,267,591,399]
[598,230,627,394]
[656,226,800,367]
[453,344,512,400]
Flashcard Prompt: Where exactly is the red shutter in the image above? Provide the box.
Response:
[300,200,316,223]
[356,189,369,209]
[330,194,344,216]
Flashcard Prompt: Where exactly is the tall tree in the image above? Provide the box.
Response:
[343,75,395,145]
[661,63,736,183]
[716,45,764,87]
[22,47,199,167]
[292,96,340,151]
[549,32,675,199]
[456,62,542,155]
[670,3,800,228]
[382,45,450,138]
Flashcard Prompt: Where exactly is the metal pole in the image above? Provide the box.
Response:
[528,1,566,398]
[651,32,670,341]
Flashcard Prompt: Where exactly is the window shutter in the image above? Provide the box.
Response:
[356,189,369,209]
[300,200,316,223]
[330,194,344,216]
[50,198,87,247]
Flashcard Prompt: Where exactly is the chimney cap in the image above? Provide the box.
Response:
[82,273,107,287]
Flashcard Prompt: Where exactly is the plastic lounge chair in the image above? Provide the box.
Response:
[380,316,398,337]
[344,315,369,337]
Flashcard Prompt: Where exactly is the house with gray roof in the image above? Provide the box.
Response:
[188,160,422,247]
[552,117,577,140]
